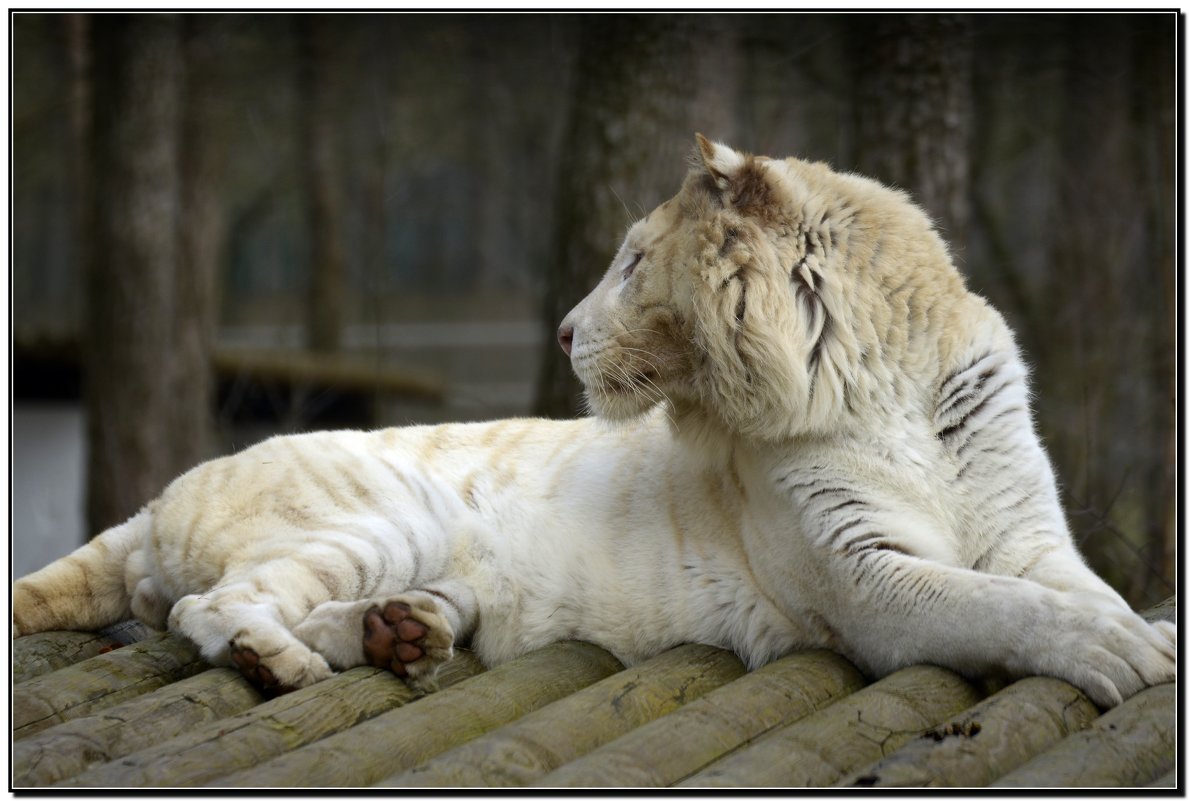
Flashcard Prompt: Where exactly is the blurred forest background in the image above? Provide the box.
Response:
[11,12,1176,607]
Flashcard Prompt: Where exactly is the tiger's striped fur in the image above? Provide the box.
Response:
[13,136,1174,707]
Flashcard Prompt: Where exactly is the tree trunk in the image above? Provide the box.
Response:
[850,14,972,256]
[360,18,394,353]
[65,13,91,330]
[1131,18,1176,601]
[467,25,511,294]
[297,15,347,353]
[1041,17,1154,601]
[84,14,183,533]
[535,15,739,418]
[170,15,229,473]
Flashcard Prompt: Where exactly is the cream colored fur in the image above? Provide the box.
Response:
[13,136,1174,708]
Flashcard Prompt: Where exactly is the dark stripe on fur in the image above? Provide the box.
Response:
[938,378,1009,441]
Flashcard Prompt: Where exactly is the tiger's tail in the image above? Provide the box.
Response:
[12,508,151,637]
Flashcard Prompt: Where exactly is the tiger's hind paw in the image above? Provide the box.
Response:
[230,643,296,698]
[227,636,334,698]
[363,596,454,692]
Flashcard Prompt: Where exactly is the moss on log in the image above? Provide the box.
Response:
[60,652,484,788]
[208,641,622,788]
[12,620,156,684]
[383,644,745,788]
[12,633,206,740]
[537,650,865,788]
[14,632,126,685]
[840,676,1099,787]
[677,665,981,787]
[1147,770,1177,788]
[992,682,1176,788]
[13,668,262,787]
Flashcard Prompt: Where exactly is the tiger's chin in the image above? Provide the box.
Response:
[582,384,661,423]
[574,358,672,422]
[582,376,717,447]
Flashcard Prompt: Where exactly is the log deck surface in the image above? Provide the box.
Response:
[10,598,1178,789]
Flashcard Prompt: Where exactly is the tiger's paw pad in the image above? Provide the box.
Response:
[229,643,296,698]
[362,597,454,692]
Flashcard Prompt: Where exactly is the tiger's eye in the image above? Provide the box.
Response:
[624,252,643,279]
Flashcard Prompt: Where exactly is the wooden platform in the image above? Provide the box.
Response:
[13,333,445,427]
[10,599,1178,788]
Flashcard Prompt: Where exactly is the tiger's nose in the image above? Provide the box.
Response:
[557,324,574,357]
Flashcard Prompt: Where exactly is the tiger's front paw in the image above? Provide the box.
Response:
[1026,592,1176,709]
[363,596,454,693]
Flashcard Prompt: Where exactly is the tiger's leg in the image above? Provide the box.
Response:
[781,458,1176,709]
[898,345,1174,703]
[938,349,1141,611]
[168,583,335,696]
[955,459,1179,680]
[166,537,397,694]
[293,580,478,692]
[126,546,171,630]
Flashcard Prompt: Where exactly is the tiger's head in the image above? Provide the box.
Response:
[559,134,962,443]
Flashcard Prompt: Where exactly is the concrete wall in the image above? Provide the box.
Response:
[12,405,87,579]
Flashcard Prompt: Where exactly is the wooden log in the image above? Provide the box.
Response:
[676,665,981,787]
[14,668,262,787]
[13,632,206,739]
[991,682,1176,787]
[383,643,746,788]
[13,620,156,684]
[839,676,1099,787]
[97,618,159,643]
[213,347,445,402]
[537,650,865,787]
[207,641,623,788]
[1140,595,1176,624]
[1147,770,1176,788]
[13,332,446,404]
[14,633,125,685]
[59,651,485,788]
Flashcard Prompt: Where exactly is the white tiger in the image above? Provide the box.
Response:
[12,135,1175,708]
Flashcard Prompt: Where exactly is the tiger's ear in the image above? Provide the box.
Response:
[695,133,746,191]
[694,134,773,215]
